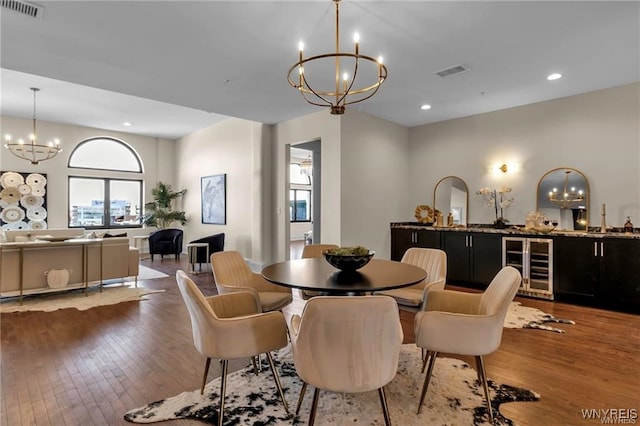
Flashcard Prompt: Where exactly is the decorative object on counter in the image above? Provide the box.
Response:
[323,246,374,272]
[447,211,454,227]
[435,210,444,227]
[414,205,434,224]
[476,187,514,229]
[524,211,555,233]
[624,217,634,233]
[600,203,607,233]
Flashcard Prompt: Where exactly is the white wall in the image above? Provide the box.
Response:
[272,110,342,261]
[176,117,272,265]
[340,110,410,259]
[0,115,175,240]
[409,83,640,228]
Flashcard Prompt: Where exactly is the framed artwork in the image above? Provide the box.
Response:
[201,174,226,224]
[0,171,48,230]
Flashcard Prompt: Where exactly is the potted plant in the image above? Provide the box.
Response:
[141,181,187,229]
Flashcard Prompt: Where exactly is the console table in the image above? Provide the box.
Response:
[0,239,103,304]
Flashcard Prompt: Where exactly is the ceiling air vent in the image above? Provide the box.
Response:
[435,65,468,78]
[1,0,43,19]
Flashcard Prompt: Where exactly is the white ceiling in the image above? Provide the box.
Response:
[1,1,638,140]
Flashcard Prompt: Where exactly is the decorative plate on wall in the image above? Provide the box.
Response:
[0,171,48,230]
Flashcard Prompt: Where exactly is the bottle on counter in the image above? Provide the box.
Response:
[624,217,634,233]
[436,211,444,227]
[447,212,454,227]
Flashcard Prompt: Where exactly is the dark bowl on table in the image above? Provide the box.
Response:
[323,250,375,272]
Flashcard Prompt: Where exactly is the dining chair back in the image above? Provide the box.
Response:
[211,250,292,312]
[299,244,339,300]
[175,270,290,426]
[290,295,403,425]
[413,265,522,422]
[377,247,447,310]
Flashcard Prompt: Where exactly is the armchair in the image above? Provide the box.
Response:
[175,270,289,426]
[189,233,225,264]
[376,248,447,311]
[148,228,183,261]
[413,266,522,423]
[290,296,403,426]
[211,250,292,312]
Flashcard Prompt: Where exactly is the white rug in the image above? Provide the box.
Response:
[124,344,539,425]
[137,265,170,281]
[0,284,164,313]
[504,301,575,333]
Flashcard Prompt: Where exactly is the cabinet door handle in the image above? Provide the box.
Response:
[600,242,604,257]
[469,235,473,248]
[594,242,598,256]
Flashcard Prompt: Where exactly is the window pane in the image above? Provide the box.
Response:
[69,178,105,227]
[290,189,311,222]
[109,180,142,226]
[69,138,141,172]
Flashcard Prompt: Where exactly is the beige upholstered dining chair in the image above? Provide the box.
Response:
[413,266,522,423]
[211,250,292,312]
[290,296,403,426]
[376,247,447,311]
[299,243,339,300]
[175,270,290,426]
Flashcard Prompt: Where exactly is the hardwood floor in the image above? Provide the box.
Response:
[1,255,638,425]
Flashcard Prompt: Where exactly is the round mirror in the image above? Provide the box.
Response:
[433,176,469,226]
[537,168,589,230]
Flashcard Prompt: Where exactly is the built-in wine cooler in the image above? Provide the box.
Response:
[502,237,553,300]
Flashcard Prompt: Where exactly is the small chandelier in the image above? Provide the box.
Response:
[4,87,62,165]
[299,154,313,170]
[287,0,388,115]
[548,170,584,208]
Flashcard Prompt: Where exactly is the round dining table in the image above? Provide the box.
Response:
[261,257,427,295]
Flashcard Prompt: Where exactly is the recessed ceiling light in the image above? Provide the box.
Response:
[420,104,432,110]
[547,73,562,81]
[123,122,132,126]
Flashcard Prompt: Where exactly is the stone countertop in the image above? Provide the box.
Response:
[390,222,640,240]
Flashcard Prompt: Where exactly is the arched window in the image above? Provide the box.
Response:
[69,137,142,172]
[68,137,143,229]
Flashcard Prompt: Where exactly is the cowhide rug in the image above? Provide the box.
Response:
[124,344,539,425]
[0,284,164,313]
[504,301,575,333]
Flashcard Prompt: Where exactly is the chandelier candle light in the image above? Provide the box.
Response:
[548,170,584,208]
[4,88,62,165]
[477,187,515,229]
[287,0,387,115]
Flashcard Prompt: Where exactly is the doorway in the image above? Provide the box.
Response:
[288,140,321,259]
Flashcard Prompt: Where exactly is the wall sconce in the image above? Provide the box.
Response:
[491,162,520,175]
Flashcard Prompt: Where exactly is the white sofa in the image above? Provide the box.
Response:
[0,228,139,297]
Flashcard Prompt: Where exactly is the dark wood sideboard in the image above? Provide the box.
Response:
[390,223,640,313]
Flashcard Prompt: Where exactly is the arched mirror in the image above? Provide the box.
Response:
[433,176,469,226]
[537,167,589,231]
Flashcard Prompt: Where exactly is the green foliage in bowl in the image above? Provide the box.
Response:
[324,246,371,256]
